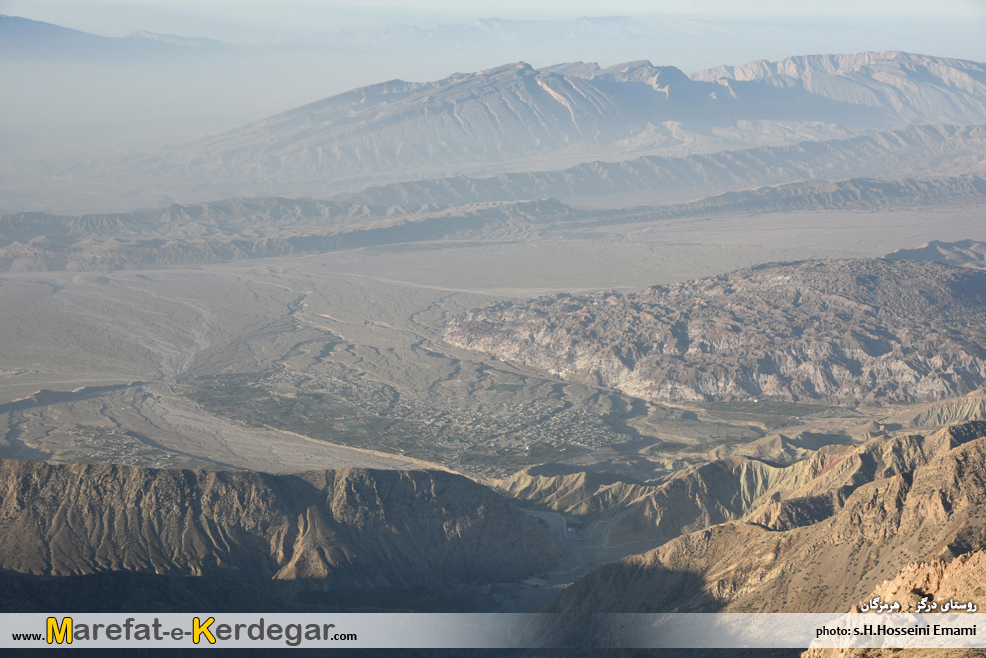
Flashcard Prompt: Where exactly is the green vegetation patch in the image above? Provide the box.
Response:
[697,400,859,429]
[178,372,604,477]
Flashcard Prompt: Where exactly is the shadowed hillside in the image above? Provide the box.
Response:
[0,461,565,593]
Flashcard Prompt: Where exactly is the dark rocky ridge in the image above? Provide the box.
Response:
[3,171,983,273]
[0,461,564,592]
[445,259,986,403]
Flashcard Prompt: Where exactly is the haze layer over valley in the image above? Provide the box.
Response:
[4,6,986,647]
[4,49,986,213]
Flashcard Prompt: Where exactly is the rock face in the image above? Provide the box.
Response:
[545,421,986,615]
[853,550,986,614]
[801,551,986,658]
[0,461,564,589]
[445,259,986,404]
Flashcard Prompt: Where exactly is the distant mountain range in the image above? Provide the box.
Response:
[693,51,986,126]
[156,52,986,187]
[7,13,977,72]
[630,174,986,219]
[0,15,231,59]
[5,24,986,212]
[2,171,982,273]
[888,239,986,269]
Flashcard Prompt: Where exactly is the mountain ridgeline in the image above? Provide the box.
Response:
[0,198,574,272]
[339,123,986,207]
[8,169,986,273]
[445,259,986,404]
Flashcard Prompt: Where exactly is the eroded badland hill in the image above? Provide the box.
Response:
[446,259,986,404]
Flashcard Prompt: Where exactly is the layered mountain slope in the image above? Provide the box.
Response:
[343,123,986,207]
[0,197,572,271]
[445,259,986,403]
[546,421,986,615]
[503,459,799,548]
[159,53,986,184]
[0,461,564,589]
[888,239,986,270]
[748,423,986,531]
[693,52,986,126]
[885,395,986,429]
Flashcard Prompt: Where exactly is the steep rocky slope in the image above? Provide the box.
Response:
[445,259,986,404]
[852,550,986,614]
[546,421,986,615]
[0,461,564,590]
[502,459,798,548]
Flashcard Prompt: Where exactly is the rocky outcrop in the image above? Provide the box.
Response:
[544,422,986,615]
[0,461,565,589]
[446,259,986,403]
[802,551,986,658]
[885,395,986,429]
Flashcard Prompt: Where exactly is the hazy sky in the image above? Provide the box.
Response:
[5,0,986,41]
[3,0,985,163]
